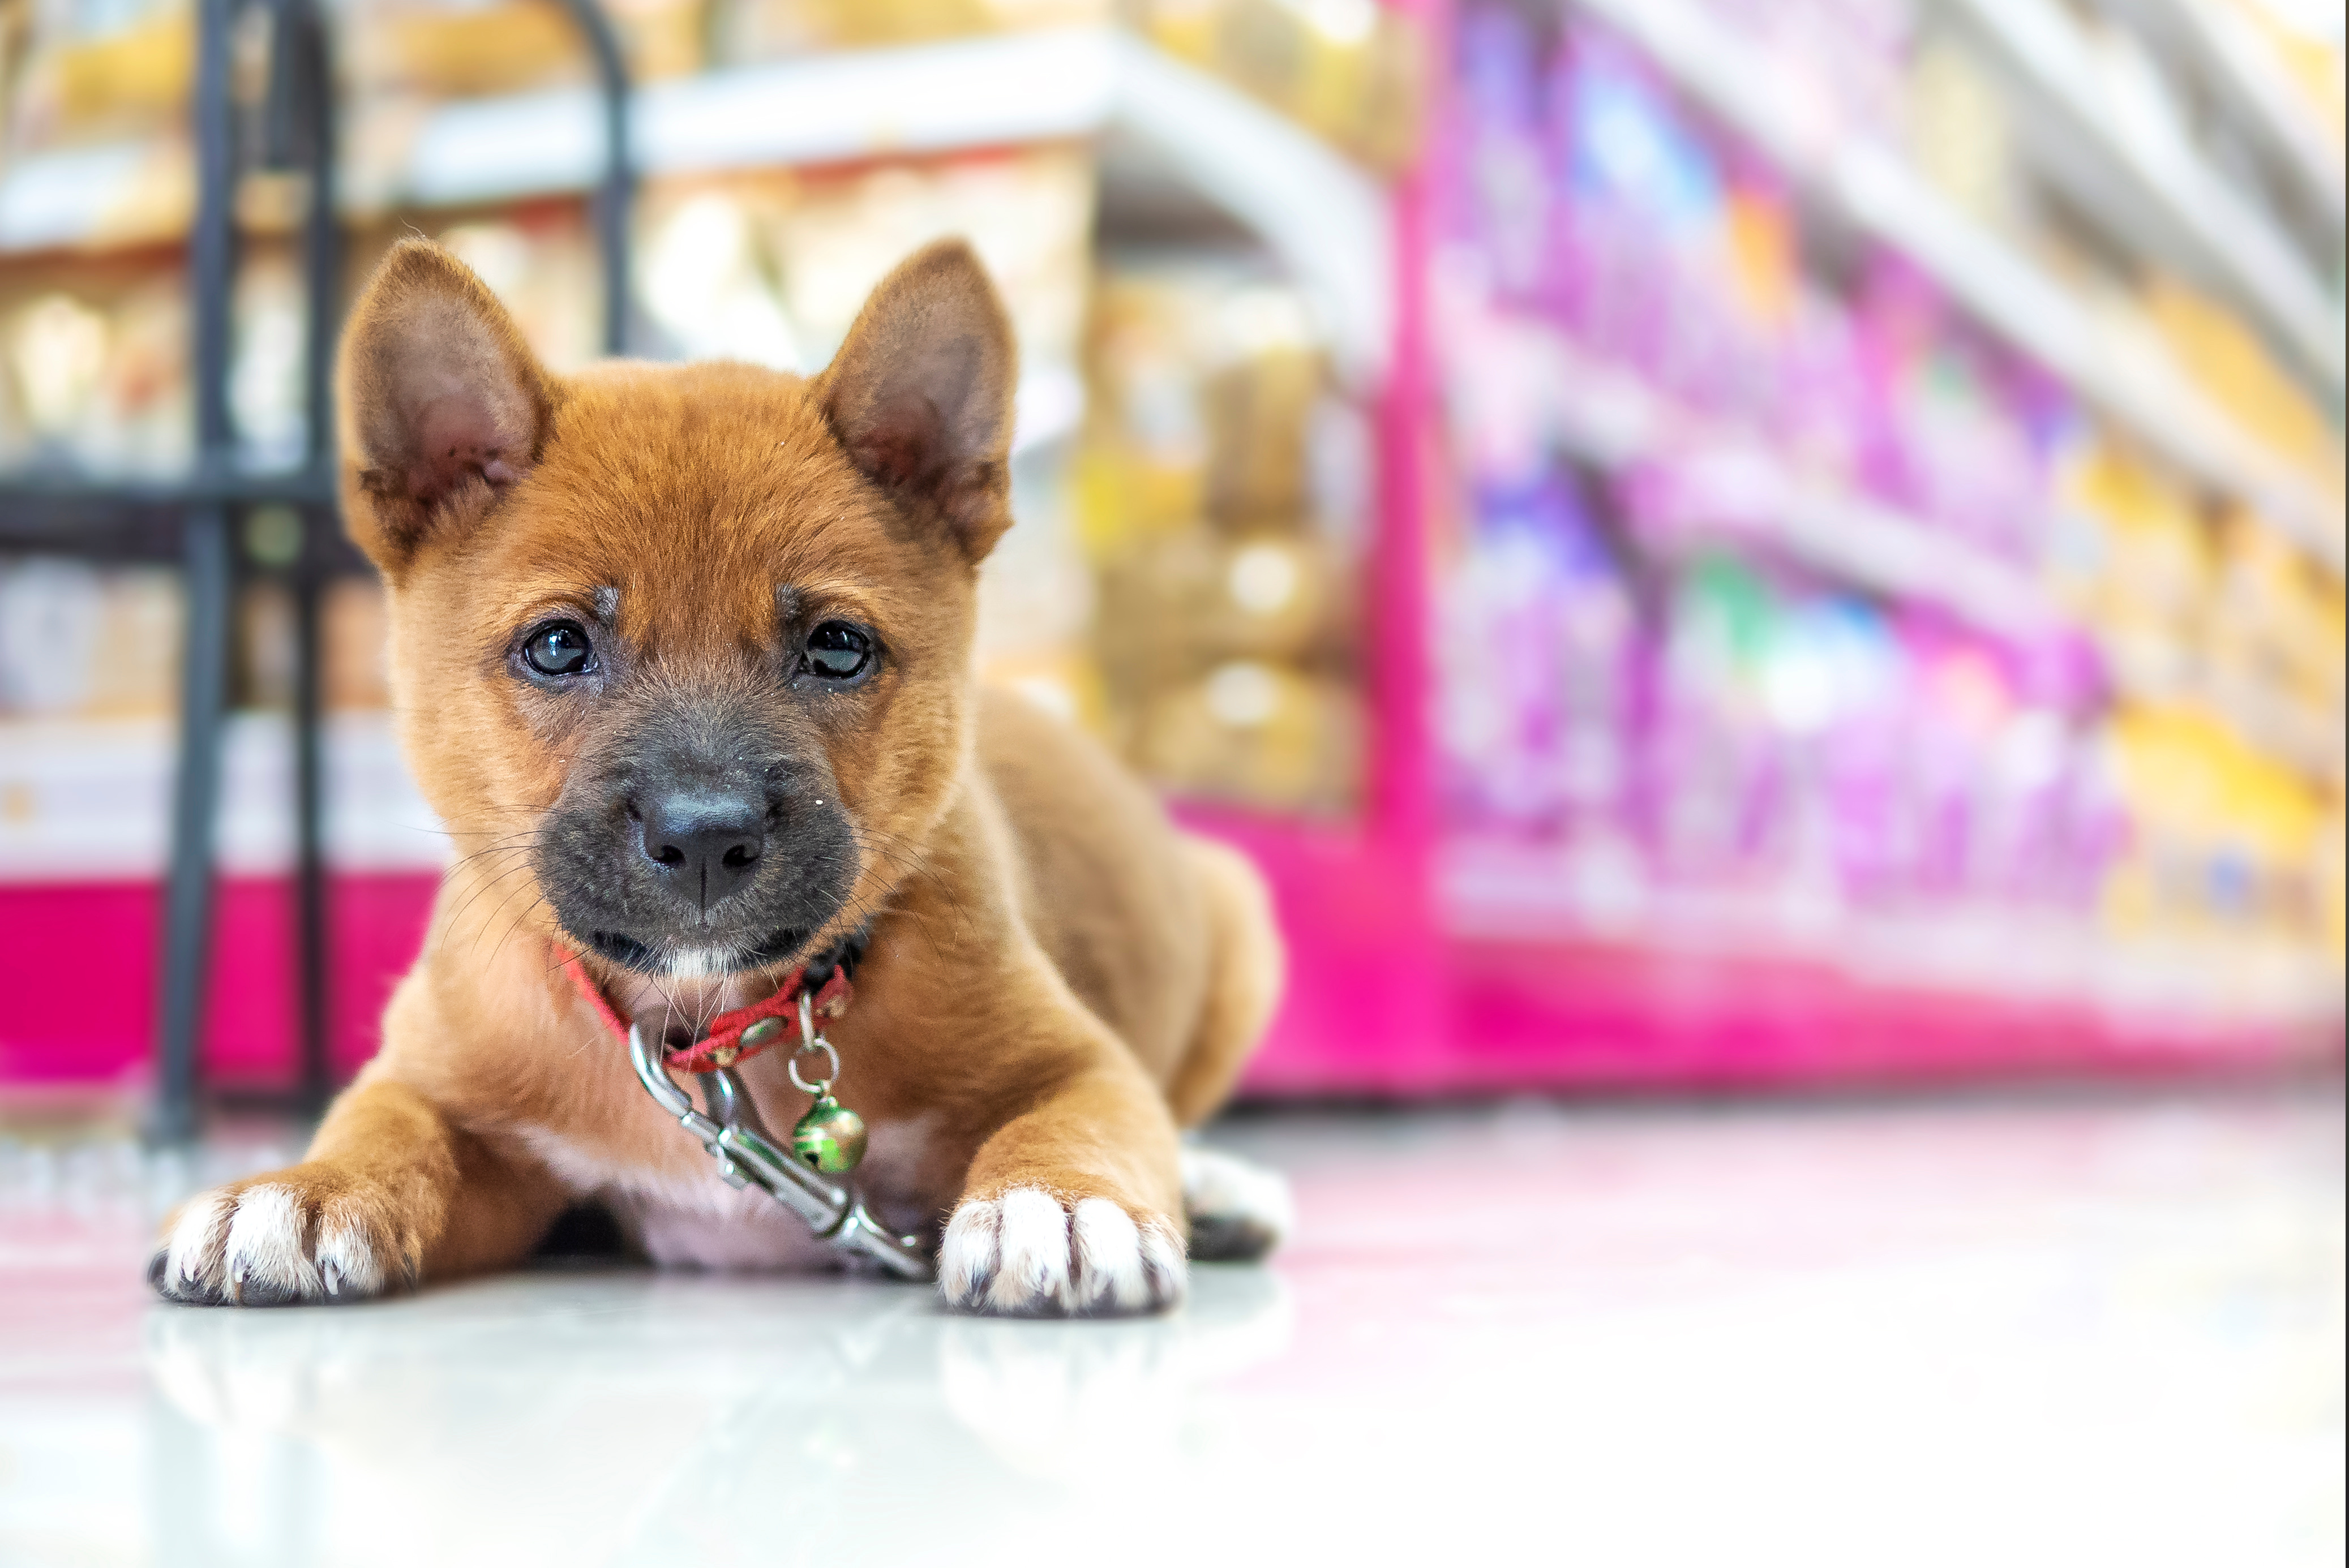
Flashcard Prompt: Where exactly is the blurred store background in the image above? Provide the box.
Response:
[0,0,2341,1116]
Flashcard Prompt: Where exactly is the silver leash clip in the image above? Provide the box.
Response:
[628,1020,933,1282]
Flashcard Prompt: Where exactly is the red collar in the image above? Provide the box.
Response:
[558,946,852,1073]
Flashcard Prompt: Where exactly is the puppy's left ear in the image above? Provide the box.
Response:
[815,239,1017,562]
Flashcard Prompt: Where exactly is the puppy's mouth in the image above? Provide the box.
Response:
[583,926,812,977]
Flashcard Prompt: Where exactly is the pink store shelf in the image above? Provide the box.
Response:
[0,875,434,1093]
[0,841,2334,1102]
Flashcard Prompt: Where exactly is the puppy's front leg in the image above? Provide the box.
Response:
[150,1075,565,1306]
[941,1048,1189,1318]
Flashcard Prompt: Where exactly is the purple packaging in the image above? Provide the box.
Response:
[1438,472,1638,837]
[1450,3,1556,305]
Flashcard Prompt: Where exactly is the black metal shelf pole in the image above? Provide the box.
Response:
[128,0,628,1138]
[561,0,633,356]
[285,0,339,1118]
[152,0,243,1145]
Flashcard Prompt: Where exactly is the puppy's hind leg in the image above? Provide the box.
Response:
[1163,837,1283,1129]
[1181,1144,1293,1262]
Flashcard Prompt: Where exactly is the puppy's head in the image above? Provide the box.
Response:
[339,237,1015,978]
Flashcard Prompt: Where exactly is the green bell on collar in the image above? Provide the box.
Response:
[790,1093,868,1175]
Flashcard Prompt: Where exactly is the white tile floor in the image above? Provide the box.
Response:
[1,1087,2341,1568]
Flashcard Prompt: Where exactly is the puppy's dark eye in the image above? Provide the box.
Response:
[804,622,873,681]
[522,619,595,678]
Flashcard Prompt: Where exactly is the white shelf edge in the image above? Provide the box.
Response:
[2111,0,2346,224]
[397,28,1119,206]
[1947,0,2344,397]
[1437,835,2349,1029]
[0,712,449,884]
[1571,0,2347,580]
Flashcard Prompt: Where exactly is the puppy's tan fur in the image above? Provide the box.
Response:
[151,238,1281,1316]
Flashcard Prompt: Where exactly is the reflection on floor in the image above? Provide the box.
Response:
[1,1086,2342,1567]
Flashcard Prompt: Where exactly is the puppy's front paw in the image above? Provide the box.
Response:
[939,1188,1186,1318]
[149,1171,409,1307]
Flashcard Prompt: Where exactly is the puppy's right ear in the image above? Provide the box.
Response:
[336,239,557,577]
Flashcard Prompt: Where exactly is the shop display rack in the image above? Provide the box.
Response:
[1574,0,2347,572]
[0,11,1416,1105]
[2104,0,2344,224]
[1,0,2338,1105]
[0,0,630,1138]
[1398,0,2344,1089]
[1942,0,2343,396]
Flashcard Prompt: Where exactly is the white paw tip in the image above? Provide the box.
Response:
[222,1184,319,1303]
[1071,1197,1145,1312]
[164,1189,235,1292]
[313,1220,388,1299]
[989,1188,1078,1314]
[152,1183,395,1307]
[939,1196,1003,1305]
[940,1187,1186,1318]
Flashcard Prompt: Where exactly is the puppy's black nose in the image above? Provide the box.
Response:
[639,791,765,912]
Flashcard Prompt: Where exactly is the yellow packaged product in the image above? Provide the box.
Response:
[1133,659,1360,813]
[5,0,189,152]
[1201,345,1326,527]
[1075,269,1219,552]
[709,0,1098,61]
[2057,437,2214,697]
[1133,0,1421,171]
[1095,527,1350,687]
[2102,703,2330,950]
[341,0,707,98]
[2212,508,2347,721]
[2142,279,2345,502]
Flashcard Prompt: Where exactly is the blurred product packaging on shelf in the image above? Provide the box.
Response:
[230,574,391,711]
[0,259,192,475]
[341,0,709,97]
[1125,0,1423,170]
[0,555,391,721]
[0,554,184,717]
[712,0,1105,63]
[1433,2,2344,994]
[3,0,191,153]
[1080,258,1369,813]
[0,0,198,246]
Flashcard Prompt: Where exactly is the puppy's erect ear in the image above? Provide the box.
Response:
[814,239,1017,562]
[336,239,557,575]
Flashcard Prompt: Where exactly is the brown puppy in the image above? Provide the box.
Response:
[149,237,1288,1316]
